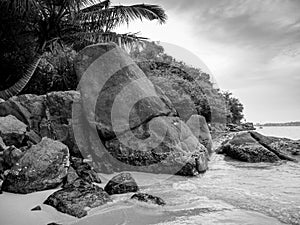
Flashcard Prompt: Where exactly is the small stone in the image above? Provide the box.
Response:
[131,193,166,206]
[31,205,41,211]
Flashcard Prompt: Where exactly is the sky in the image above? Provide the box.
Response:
[116,0,300,123]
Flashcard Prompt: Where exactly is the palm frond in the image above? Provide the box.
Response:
[79,4,167,32]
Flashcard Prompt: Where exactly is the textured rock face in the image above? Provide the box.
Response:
[131,193,166,206]
[2,138,69,194]
[2,146,24,169]
[105,117,208,175]
[249,131,300,160]
[149,76,197,122]
[0,94,46,133]
[70,157,101,183]
[0,91,82,157]
[74,43,175,140]
[219,132,281,163]
[104,173,138,195]
[0,115,27,147]
[186,115,213,155]
[44,181,112,218]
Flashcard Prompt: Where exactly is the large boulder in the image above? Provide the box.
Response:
[250,131,299,160]
[2,138,69,194]
[104,173,138,195]
[186,115,213,155]
[44,180,112,218]
[149,76,197,122]
[219,132,281,163]
[104,117,208,175]
[74,43,176,140]
[0,115,27,147]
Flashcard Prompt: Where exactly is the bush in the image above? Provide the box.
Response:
[21,48,78,95]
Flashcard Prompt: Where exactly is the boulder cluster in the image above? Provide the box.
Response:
[0,43,213,219]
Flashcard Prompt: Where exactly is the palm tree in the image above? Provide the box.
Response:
[0,0,167,100]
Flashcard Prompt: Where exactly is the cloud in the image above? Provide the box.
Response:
[116,0,300,122]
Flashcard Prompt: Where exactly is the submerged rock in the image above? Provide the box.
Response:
[2,138,69,194]
[104,173,138,195]
[218,132,297,163]
[131,193,166,206]
[0,115,27,147]
[44,181,112,218]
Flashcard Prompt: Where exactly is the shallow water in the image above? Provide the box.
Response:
[71,153,300,225]
[255,126,300,140]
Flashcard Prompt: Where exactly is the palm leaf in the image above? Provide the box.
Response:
[79,4,167,32]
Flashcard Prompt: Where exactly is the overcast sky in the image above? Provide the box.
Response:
[116,0,300,123]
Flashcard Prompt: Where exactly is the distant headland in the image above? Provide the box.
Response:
[256,122,300,127]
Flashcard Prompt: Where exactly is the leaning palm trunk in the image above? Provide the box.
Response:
[0,55,42,100]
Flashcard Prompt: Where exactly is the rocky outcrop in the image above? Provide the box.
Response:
[75,43,176,140]
[131,193,166,206]
[0,91,82,157]
[186,115,213,155]
[0,115,27,147]
[2,138,69,194]
[218,132,298,163]
[149,76,197,122]
[44,180,112,218]
[74,43,210,176]
[249,131,299,160]
[105,117,208,175]
[104,173,138,195]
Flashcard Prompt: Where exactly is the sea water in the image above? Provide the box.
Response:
[72,128,300,225]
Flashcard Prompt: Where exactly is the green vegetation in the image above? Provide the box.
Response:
[130,41,234,124]
[0,0,167,99]
[222,91,244,124]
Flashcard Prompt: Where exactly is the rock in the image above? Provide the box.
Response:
[149,76,197,122]
[131,193,166,206]
[40,91,82,157]
[70,157,101,183]
[219,132,280,163]
[2,146,24,169]
[186,115,213,155]
[104,173,138,195]
[250,131,299,161]
[25,130,41,145]
[0,136,7,151]
[2,138,69,194]
[47,222,61,225]
[62,166,79,188]
[74,43,175,140]
[0,94,46,133]
[0,115,27,147]
[31,205,41,211]
[44,181,112,218]
[0,92,82,157]
[105,117,208,175]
